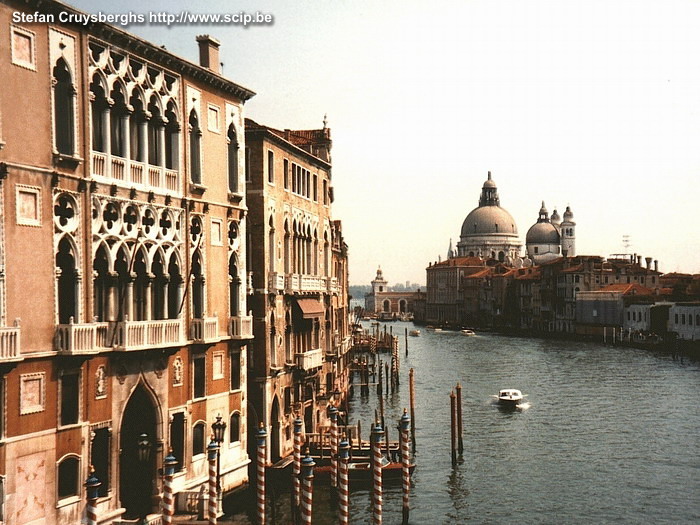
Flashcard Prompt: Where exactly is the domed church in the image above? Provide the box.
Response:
[525,202,576,264]
[456,172,522,263]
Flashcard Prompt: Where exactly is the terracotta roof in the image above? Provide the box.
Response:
[464,268,491,279]
[561,264,584,273]
[598,283,654,296]
[430,257,485,268]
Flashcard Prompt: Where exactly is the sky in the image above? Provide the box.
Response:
[68,0,700,285]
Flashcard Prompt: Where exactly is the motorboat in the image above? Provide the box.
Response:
[409,330,420,337]
[461,329,476,336]
[497,389,524,407]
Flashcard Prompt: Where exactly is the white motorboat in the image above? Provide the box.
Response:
[409,330,420,337]
[461,329,476,336]
[497,389,524,407]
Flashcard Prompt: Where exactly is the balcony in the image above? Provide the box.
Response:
[190,317,219,344]
[285,274,301,294]
[108,318,185,352]
[295,348,323,371]
[228,315,254,339]
[55,318,102,355]
[91,152,180,194]
[328,277,339,294]
[0,321,22,363]
[268,272,285,292]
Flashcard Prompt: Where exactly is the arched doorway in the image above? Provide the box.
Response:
[119,384,158,519]
[270,397,281,463]
[399,300,407,314]
[383,299,391,313]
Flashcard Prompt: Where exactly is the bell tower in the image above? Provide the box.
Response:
[561,206,576,256]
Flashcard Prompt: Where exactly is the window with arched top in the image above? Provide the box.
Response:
[192,421,206,456]
[229,412,241,443]
[189,110,202,184]
[227,124,239,192]
[53,59,75,155]
[57,455,80,500]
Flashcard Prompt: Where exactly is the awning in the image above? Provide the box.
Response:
[294,298,324,319]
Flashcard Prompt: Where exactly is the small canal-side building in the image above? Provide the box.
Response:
[244,118,351,464]
[0,1,255,522]
[364,267,422,318]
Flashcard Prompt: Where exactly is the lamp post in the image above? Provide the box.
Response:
[85,466,102,525]
[211,414,227,514]
[136,433,152,521]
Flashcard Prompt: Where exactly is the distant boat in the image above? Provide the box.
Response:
[496,389,525,408]
[461,329,476,336]
[409,330,420,337]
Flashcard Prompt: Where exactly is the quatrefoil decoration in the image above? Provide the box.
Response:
[102,202,120,233]
[228,221,239,250]
[53,193,77,233]
[160,211,172,236]
[142,208,157,239]
[123,205,139,234]
[190,217,203,246]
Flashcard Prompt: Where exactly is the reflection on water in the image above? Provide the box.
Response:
[224,322,700,524]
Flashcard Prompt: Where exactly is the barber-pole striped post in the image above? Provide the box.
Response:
[163,449,178,525]
[338,438,350,525]
[400,409,411,525]
[301,454,316,525]
[293,416,303,517]
[371,422,384,524]
[207,437,219,525]
[84,466,101,525]
[329,405,339,488]
[257,423,268,525]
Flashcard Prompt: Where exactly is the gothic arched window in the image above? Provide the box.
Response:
[227,123,239,192]
[189,109,202,184]
[53,59,75,155]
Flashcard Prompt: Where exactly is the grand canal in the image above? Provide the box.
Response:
[227,323,700,524]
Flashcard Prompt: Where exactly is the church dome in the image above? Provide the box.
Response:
[526,221,560,244]
[526,201,560,244]
[461,206,518,237]
[460,172,518,237]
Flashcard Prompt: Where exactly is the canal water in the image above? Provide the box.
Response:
[226,323,700,524]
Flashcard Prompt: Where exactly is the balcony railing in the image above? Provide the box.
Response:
[285,274,301,294]
[55,318,102,355]
[191,316,219,344]
[328,277,339,294]
[108,318,184,352]
[228,315,254,339]
[295,348,323,371]
[0,320,21,362]
[91,151,180,194]
[268,272,285,292]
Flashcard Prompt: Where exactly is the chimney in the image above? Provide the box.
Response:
[196,35,221,74]
[654,259,658,272]
[645,257,652,269]
[636,255,642,265]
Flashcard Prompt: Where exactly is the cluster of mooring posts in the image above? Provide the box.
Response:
[449,383,465,466]
[254,405,414,524]
[81,442,224,524]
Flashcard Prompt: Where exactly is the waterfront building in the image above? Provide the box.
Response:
[425,257,486,325]
[575,283,654,337]
[244,118,351,464]
[668,303,700,341]
[0,1,256,522]
[364,267,422,317]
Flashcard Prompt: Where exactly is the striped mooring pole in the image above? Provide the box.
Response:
[301,454,316,525]
[330,405,339,488]
[162,449,178,525]
[84,466,101,525]
[293,417,303,517]
[338,438,350,525]
[400,409,411,524]
[257,423,268,525]
[207,437,219,525]
[371,422,385,524]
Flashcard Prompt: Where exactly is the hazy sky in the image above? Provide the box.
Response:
[68,0,700,285]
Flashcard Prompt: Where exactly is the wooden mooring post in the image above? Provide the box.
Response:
[409,368,416,452]
[456,382,464,455]
[450,390,457,466]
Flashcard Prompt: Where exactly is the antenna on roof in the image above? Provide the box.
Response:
[622,234,631,253]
